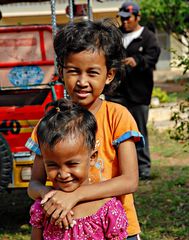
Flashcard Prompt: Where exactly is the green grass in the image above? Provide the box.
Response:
[135,127,189,240]
[135,166,189,240]
[0,224,31,240]
[0,232,30,240]
[0,128,188,240]
[168,91,189,102]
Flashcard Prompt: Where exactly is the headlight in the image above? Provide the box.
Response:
[21,167,32,181]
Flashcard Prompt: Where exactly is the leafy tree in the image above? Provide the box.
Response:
[139,0,189,51]
[138,0,189,147]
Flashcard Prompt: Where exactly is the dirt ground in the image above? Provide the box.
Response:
[152,152,189,166]
[154,81,186,93]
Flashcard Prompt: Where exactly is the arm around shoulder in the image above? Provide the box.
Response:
[74,140,138,202]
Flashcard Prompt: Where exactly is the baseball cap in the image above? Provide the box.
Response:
[118,1,140,18]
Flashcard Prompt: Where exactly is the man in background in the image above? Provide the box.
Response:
[107,1,161,180]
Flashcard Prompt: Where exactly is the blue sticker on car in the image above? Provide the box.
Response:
[8,66,44,88]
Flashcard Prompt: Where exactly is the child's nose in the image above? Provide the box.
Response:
[77,74,88,86]
[58,171,71,179]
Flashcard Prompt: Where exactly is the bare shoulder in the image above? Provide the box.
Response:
[73,198,112,219]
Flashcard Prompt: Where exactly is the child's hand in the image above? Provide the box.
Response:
[41,189,56,204]
[55,211,76,230]
[41,190,77,229]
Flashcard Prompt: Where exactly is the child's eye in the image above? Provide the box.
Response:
[65,68,80,75]
[67,162,79,167]
[67,69,78,73]
[46,163,58,168]
[88,71,99,76]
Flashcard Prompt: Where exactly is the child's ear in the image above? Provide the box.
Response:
[105,68,116,85]
[58,66,63,79]
[90,149,98,167]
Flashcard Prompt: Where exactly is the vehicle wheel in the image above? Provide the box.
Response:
[0,133,13,190]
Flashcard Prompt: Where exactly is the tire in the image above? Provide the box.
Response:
[0,133,13,190]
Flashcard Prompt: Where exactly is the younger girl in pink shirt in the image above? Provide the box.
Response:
[30,99,128,240]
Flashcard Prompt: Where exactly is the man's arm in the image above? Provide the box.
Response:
[128,29,161,70]
[139,30,161,69]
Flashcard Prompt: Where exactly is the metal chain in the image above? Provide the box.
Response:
[50,0,58,75]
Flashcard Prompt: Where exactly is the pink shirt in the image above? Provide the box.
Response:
[30,197,128,240]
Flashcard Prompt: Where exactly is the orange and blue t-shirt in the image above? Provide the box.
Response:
[26,100,144,236]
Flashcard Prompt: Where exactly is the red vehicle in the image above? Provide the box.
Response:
[0,0,94,191]
[0,25,64,190]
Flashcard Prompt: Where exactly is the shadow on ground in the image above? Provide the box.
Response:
[0,189,33,232]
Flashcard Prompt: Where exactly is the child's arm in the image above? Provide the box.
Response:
[31,227,43,240]
[28,155,52,200]
[42,140,138,223]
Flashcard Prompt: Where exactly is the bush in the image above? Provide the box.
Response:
[152,87,169,103]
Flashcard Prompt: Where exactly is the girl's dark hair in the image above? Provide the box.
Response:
[54,19,126,96]
[37,99,97,151]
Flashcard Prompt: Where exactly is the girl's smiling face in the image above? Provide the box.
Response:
[41,135,97,192]
[63,50,115,113]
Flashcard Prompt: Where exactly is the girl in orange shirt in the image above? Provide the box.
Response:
[26,19,143,240]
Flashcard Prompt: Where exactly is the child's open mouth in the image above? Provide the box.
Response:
[75,90,90,98]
